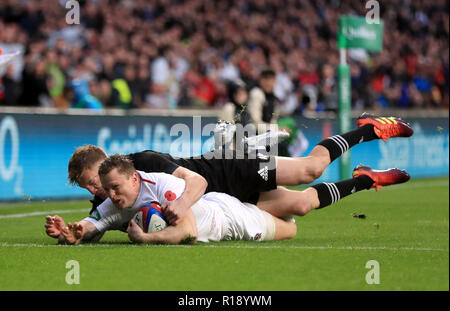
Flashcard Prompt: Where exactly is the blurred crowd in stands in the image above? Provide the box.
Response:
[0,0,448,115]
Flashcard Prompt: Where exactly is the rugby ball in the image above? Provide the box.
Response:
[133,202,167,233]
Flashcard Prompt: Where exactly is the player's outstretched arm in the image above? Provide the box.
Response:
[127,209,198,245]
[164,167,208,225]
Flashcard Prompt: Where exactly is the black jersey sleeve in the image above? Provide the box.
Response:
[127,150,179,174]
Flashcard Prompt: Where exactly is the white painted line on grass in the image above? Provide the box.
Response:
[0,200,89,209]
[0,209,90,219]
[163,244,450,252]
[0,242,447,252]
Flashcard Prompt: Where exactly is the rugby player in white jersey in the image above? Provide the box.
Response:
[61,155,296,245]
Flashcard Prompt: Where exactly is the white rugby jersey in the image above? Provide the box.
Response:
[84,171,272,243]
[84,171,186,233]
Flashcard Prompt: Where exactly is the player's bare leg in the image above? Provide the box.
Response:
[275,145,330,185]
[257,186,320,217]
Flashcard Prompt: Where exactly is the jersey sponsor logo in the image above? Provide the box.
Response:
[258,166,268,181]
[89,209,101,221]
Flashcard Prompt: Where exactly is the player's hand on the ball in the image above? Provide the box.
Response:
[161,200,187,225]
[44,215,66,238]
[127,219,144,243]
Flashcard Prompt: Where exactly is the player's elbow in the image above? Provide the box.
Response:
[287,222,297,239]
[167,230,197,245]
[164,221,198,245]
[281,222,297,240]
[179,233,198,244]
[274,218,297,241]
[191,174,208,194]
[177,168,208,192]
[200,176,208,192]
[179,219,198,244]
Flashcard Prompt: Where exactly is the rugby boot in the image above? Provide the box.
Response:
[357,113,414,142]
[352,164,411,191]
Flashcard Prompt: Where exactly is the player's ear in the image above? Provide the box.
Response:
[132,171,139,182]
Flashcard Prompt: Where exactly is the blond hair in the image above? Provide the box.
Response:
[68,145,107,185]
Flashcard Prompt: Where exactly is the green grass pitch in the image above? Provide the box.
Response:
[0,177,448,291]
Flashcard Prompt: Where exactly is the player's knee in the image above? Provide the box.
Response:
[293,200,313,216]
[292,166,316,185]
[295,162,324,185]
[312,166,325,181]
[302,172,318,185]
[308,160,327,181]
[308,156,330,181]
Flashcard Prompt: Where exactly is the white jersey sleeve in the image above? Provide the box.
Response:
[83,198,129,233]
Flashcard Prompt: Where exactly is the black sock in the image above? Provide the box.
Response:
[317,124,378,162]
[311,175,374,209]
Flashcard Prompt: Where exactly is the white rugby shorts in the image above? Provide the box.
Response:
[200,192,276,242]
